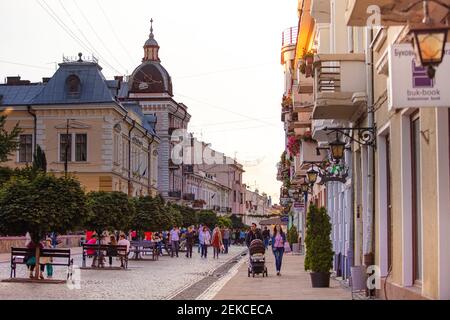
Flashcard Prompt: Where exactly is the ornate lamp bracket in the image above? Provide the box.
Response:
[324,126,376,148]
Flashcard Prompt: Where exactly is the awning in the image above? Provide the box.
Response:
[259,217,288,226]
[346,0,450,26]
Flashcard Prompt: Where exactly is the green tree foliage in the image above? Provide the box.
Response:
[0,115,21,163]
[287,225,299,244]
[218,216,232,228]
[197,210,218,229]
[230,214,245,229]
[171,204,198,227]
[32,145,47,173]
[0,174,87,242]
[85,191,135,235]
[165,203,183,228]
[131,196,158,237]
[304,205,334,273]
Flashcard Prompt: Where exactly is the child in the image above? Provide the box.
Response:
[41,239,53,279]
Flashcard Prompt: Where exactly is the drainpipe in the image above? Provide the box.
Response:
[364,27,375,267]
[147,132,155,196]
[128,119,136,197]
[27,105,37,154]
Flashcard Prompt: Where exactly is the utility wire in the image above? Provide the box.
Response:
[70,0,128,73]
[95,0,135,64]
[37,0,122,76]
[58,0,125,74]
[173,62,274,80]
[0,59,53,71]
[175,92,279,128]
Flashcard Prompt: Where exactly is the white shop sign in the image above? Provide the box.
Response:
[388,43,450,109]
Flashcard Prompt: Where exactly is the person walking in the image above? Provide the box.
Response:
[200,226,211,258]
[197,224,203,253]
[239,230,246,245]
[170,226,180,258]
[185,226,195,258]
[272,224,286,276]
[262,226,271,249]
[211,225,223,259]
[222,227,230,254]
[245,223,262,247]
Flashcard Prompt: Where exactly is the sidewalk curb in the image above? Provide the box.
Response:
[166,248,247,300]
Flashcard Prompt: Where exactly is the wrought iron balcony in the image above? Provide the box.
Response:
[168,191,182,199]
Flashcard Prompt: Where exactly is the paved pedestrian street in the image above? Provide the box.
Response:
[0,246,245,300]
[211,253,351,300]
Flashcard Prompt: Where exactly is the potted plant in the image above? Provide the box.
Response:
[299,60,307,75]
[303,50,315,66]
[287,225,299,252]
[304,205,334,288]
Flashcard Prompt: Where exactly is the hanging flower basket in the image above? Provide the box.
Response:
[287,136,300,156]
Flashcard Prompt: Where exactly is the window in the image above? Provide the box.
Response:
[75,134,87,162]
[66,75,81,98]
[411,114,422,283]
[60,134,72,162]
[233,190,237,202]
[19,134,33,163]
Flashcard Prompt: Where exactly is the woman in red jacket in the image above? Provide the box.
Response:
[211,225,223,259]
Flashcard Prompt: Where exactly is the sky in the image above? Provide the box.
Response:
[0,0,298,202]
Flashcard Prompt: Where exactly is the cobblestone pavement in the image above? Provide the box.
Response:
[0,245,245,300]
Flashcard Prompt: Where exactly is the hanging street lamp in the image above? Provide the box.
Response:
[329,138,346,161]
[408,0,450,78]
[306,166,319,184]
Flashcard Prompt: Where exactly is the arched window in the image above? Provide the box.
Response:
[66,75,81,98]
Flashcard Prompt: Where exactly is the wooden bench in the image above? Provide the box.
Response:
[81,244,128,269]
[129,240,159,261]
[10,247,73,279]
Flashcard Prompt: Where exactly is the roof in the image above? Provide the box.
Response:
[128,61,173,96]
[0,85,44,106]
[32,61,116,105]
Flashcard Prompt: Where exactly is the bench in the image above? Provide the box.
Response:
[10,247,73,279]
[81,244,128,269]
[129,240,159,261]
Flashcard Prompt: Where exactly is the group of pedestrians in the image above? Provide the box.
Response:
[245,223,286,276]
[24,233,58,279]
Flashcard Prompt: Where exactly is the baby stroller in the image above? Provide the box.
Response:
[247,239,268,277]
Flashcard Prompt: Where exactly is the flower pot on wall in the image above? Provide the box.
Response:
[310,272,331,288]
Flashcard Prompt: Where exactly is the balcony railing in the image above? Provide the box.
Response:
[281,26,298,47]
[168,191,182,199]
[183,193,195,201]
[313,53,367,121]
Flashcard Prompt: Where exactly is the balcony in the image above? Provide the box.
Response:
[281,26,298,48]
[183,164,194,174]
[288,111,312,136]
[183,193,195,201]
[168,191,182,199]
[311,0,331,24]
[299,140,326,170]
[312,53,367,121]
[345,0,450,27]
[168,159,181,170]
[312,119,350,143]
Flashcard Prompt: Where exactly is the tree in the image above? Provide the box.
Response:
[85,191,135,237]
[0,115,21,163]
[230,214,245,230]
[165,203,183,228]
[32,145,47,173]
[197,210,218,229]
[218,216,232,229]
[0,174,87,279]
[304,205,334,273]
[131,196,158,238]
[172,204,198,227]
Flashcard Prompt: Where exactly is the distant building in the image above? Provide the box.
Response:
[0,55,159,196]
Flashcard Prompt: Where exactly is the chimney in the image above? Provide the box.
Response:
[6,76,31,85]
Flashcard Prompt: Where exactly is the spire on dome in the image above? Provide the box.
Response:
[143,18,160,62]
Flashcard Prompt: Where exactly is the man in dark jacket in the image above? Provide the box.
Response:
[245,223,263,247]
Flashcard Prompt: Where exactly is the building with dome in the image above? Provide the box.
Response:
[118,20,191,200]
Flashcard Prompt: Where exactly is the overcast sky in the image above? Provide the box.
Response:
[0,0,298,202]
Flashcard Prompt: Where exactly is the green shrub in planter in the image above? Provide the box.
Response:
[304,205,333,273]
[287,225,299,246]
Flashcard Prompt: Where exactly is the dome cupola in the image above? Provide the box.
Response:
[143,19,160,62]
